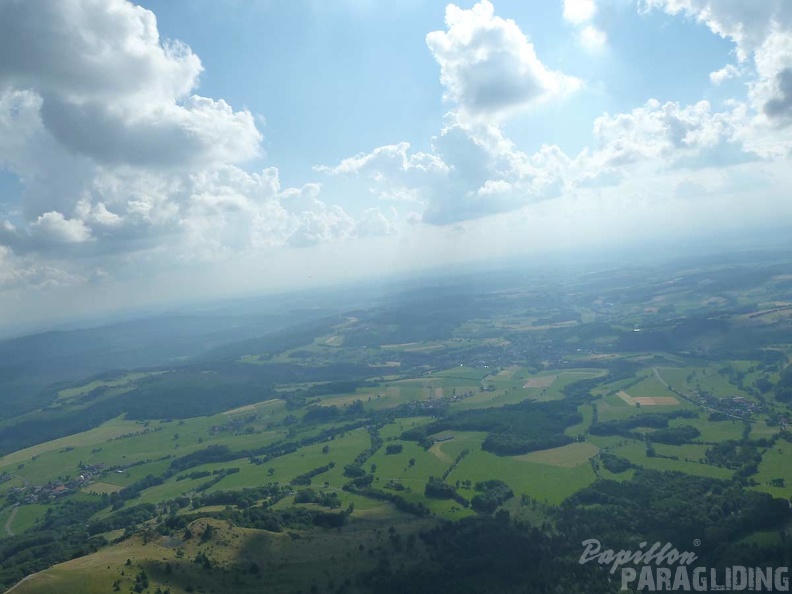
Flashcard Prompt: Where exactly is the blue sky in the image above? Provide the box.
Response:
[134,0,737,174]
[1,0,792,324]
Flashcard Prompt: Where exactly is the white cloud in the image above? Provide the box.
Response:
[31,212,93,244]
[425,0,581,121]
[563,0,605,51]
[588,99,745,167]
[645,0,792,126]
[406,211,423,225]
[580,25,607,51]
[0,246,85,290]
[0,0,396,290]
[563,0,596,25]
[709,64,741,84]
[321,95,762,227]
[0,0,260,170]
[2,0,792,301]
[316,142,448,180]
[356,208,399,238]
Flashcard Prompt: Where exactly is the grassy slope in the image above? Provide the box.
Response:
[11,516,433,594]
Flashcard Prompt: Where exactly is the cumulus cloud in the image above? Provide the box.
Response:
[645,0,792,127]
[2,0,791,298]
[31,212,93,244]
[426,0,581,121]
[0,0,395,289]
[0,0,261,169]
[764,68,792,122]
[563,0,596,25]
[321,112,573,225]
[321,94,760,226]
[580,25,607,51]
[710,64,741,84]
[316,142,448,180]
[562,0,606,51]
[588,99,747,168]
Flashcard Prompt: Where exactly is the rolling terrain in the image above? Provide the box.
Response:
[1,250,792,593]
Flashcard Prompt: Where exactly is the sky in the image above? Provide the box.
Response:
[1,0,792,326]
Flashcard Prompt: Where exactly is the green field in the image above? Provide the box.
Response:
[2,259,792,594]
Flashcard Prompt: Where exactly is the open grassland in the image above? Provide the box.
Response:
[565,404,595,436]
[754,439,792,500]
[0,416,143,468]
[10,516,433,594]
[453,449,597,505]
[7,505,48,535]
[617,390,679,406]
[656,365,757,401]
[627,373,679,399]
[668,417,746,442]
[56,372,161,402]
[516,442,599,468]
[369,441,452,494]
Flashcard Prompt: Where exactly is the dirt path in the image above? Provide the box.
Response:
[4,504,18,537]
[653,368,671,389]
[5,573,35,593]
[428,443,453,464]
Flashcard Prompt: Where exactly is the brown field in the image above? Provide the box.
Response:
[617,391,637,406]
[523,376,556,389]
[632,396,679,406]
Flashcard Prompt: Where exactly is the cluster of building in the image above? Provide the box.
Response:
[8,463,107,504]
